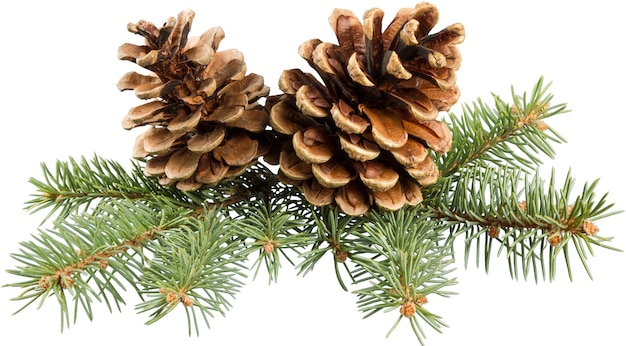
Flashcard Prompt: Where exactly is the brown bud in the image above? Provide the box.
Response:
[582,220,599,236]
[416,295,428,306]
[518,201,527,211]
[166,292,178,304]
[548,231,562,246]
[60,275,74,289]
[181,295,194,307]
[38,276,54,291]
[488,225,500,239]
[335,250,348,262]
[263,241,275,254]
[400,301,416,318]
[534,120,548,131]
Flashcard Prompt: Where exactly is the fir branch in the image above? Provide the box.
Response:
[25,156,197,223]
[24,155,260,225]
[348,208,457,345]
[230,192,315,283]
[7,160,289,333]
[439,77,567,176]
[5,199,192,330]
[135,208,247,335]
[296,206,363,291]
[424,164,620,281]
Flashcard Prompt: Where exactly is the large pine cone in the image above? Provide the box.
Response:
[268,3,464,215]
[118,9,270,191]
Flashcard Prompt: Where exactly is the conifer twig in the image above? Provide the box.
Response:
[439,77,567,177]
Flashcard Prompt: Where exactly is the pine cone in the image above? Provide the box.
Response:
[268,3,464,215]
[117,9,270,191]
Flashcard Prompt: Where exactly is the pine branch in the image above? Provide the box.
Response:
[439,77,567,177]
[348,208,457,345]
[296,206,363,291]
[6,199,193,330]
[24,155,258,225]
[25,156,194,223]
[4,3,623,344]
[135,208,248,335]
[424,164,620,281]
[230,189,315,283]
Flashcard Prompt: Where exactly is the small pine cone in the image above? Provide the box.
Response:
[268,3,463,215]
[118,9,270,190]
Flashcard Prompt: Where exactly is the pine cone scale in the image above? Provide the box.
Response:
[280,149,313,181]
[144,151,171,176]
[372,182,406,210]
[390,138,428,168]
[359,105,408,149]
[363,8,385,74]
[311,159,354,188]
[141,127,181,154]
[213,132,258,167]
[164,148,201,180]
[402,117,452,153]
[331,100,370,134]
[123,100,169,128]
[186,125,225,153]
[338,132,380,161]
[302,180,335,206]
[226,108,269,133]
[269,98,318,135]
[195,155,228,185]
[409,3,439,37]
[357,161,399,192]
[330,10,367,62]
[335,182,370,215]
[381,8,412,50]
[167,106,202,133]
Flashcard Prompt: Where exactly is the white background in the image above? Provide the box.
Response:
[1,1,624,345]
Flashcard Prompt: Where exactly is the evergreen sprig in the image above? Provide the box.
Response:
[6,198,192,329]
[426,165,618,281]
[349,209,457,343]
[24,156,269,226]
[296,206,362,290]
[439,77,567,176]
[135,208,247,335]
[5,79,620,345]
[421,77,620,283]
[231,194,315,283]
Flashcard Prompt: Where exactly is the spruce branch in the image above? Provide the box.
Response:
[439,77,567,177]
[6,198,193,329]
[349,208,457,344]
[230,190,315,283]
[5,77,621,343]
[25,156,202,224]
[296,206,363,291]
[24,155,273,226]
[135,208,247,335]
[424,163,619,281]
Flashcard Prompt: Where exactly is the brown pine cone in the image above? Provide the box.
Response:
[117,9,270,191]
[268,3,464,215]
